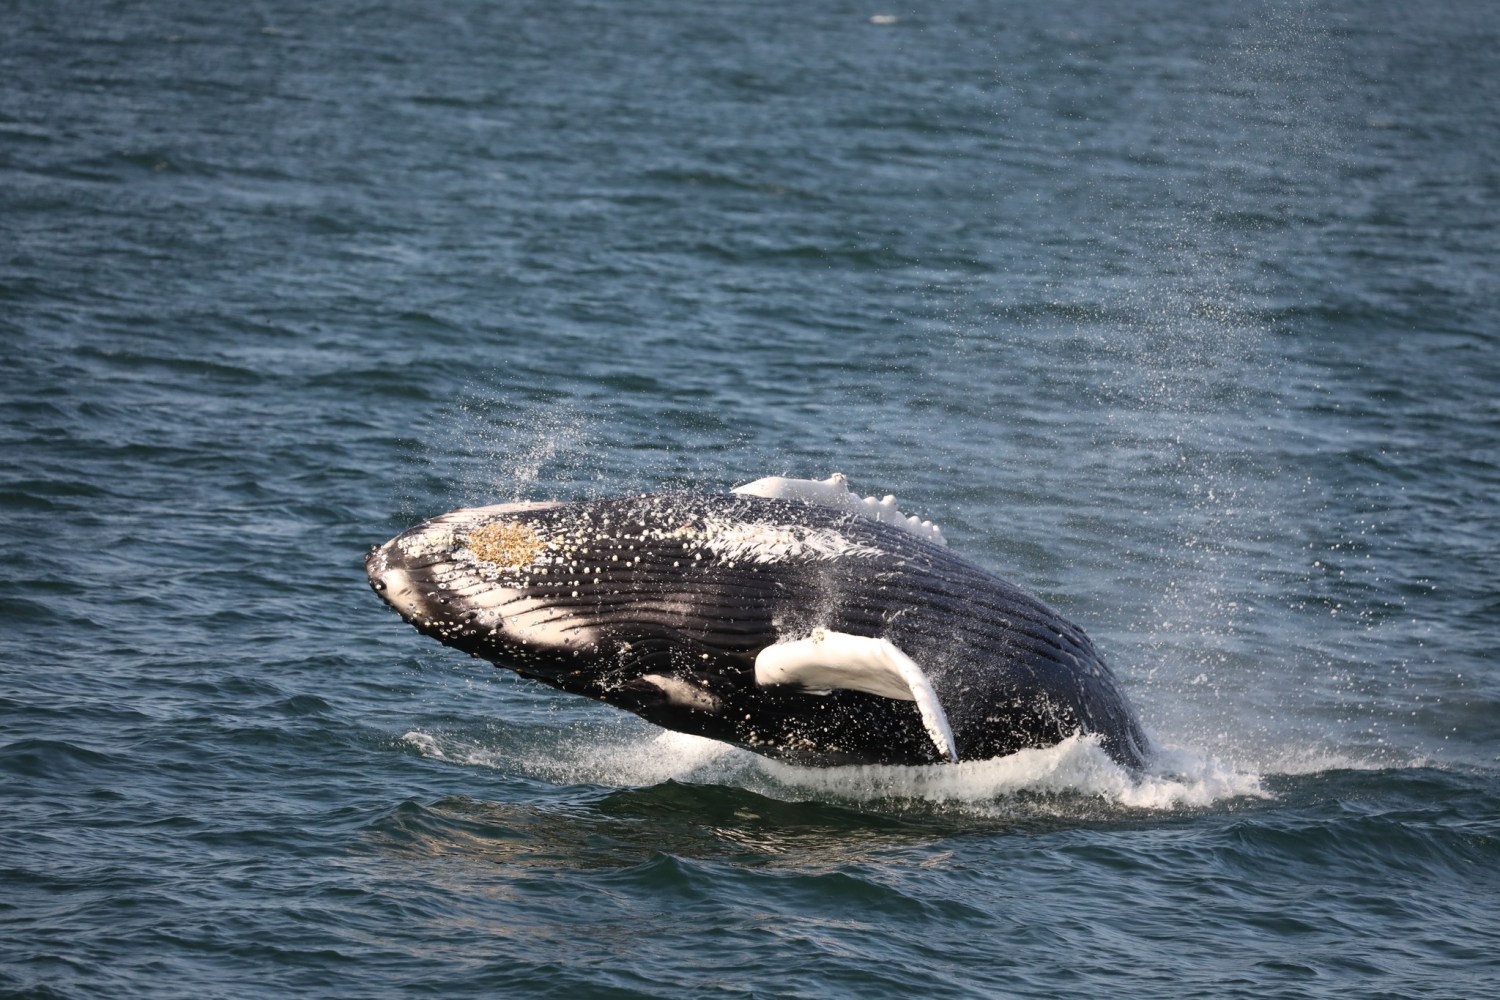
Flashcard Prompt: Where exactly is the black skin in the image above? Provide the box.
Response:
[368,492,1150,768]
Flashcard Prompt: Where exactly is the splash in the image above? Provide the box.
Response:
[758,736,1267,813]
[400,726,742,786]
[451,395,596,505]
[401,727,1267,815]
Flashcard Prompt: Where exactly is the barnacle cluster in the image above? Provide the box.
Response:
[464,520,545,570]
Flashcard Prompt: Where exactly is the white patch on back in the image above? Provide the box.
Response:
[754,630,959,763]
[731,473,946,546]
[697,519,885,564]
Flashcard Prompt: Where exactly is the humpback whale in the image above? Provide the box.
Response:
[366,475,1149,768]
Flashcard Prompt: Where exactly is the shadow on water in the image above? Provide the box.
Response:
[356,763,1279,878]
[355,762,1500,908]
[358,785,1130,879]
[360,784,945,873]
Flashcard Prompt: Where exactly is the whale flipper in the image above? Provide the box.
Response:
[754,630,959,763]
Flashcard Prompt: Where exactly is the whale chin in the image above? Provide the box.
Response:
[366,477,1150,769]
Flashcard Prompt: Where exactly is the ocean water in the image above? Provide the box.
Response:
[3,0,1498,996]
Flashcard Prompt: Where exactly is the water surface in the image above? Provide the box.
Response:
[3,1,1498,997]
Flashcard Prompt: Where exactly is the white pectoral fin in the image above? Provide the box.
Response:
[754,631,959,763]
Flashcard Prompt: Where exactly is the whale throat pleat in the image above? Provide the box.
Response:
[753,631,959,763]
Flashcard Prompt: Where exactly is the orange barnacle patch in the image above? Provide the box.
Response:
[465,520,545,570]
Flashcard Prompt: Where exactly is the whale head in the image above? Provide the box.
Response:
[365,500,620,686]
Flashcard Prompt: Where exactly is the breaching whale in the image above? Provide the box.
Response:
[365,475,1149,768]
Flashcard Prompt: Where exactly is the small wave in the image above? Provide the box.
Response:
[399,730,453,761]
[0,737,123,780]
[1239,743,1434,777]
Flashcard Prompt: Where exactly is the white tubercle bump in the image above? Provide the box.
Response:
[730,473,946,547]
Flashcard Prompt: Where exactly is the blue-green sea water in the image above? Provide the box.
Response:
[4,0,1498,996]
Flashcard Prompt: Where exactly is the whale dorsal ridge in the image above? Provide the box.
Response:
[753,630,958,763]
[730,474,946,546]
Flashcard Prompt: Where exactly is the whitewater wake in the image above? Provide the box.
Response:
[399,726,1269,815]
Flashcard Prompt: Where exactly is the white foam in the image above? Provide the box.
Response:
[407,724,1267,814]
[518,729,746,788]
[400,730,450,760]
[401,725,745,786]
[759,736,1267,812]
